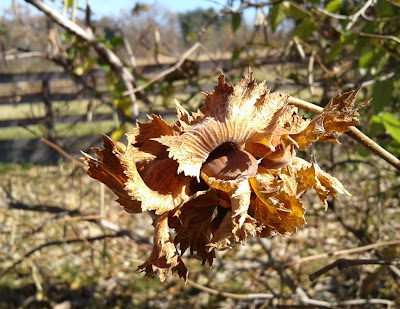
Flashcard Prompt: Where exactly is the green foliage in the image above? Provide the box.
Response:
[294,18,318,40]
[263,0,400,158]
[111,123,129,141]
[371,113,400,154]
[379,113,400,144]
[326,0,342,13]
[269,1,290,31]
[372,79,394,113]
[231,46,241,64]
[231,13,242,33]
[178,8,229,43]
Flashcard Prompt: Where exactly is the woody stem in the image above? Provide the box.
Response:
[287,96,400,172]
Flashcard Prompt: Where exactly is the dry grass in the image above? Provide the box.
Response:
[0,139,399,308]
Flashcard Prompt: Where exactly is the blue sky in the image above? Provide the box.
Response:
[0,0,226,17]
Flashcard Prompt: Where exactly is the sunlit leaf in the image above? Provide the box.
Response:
[270,2,289,31]
[113,97,132,117]
[111,127,125,141]
[326,0,342,13]
[380,113,400,143]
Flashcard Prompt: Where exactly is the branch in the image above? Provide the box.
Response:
[344,72,395,88]
[287,96,400,172]
[315,1,397,27]
[39,136,85,168]
[309,258,400,281]
[24,0,140,120]
[345,0,374,30]
[186,279,274,300]
[241,0,283,8]
[315,7,350,20]
[0,199,151,245]
[297,286,394,308]
[4,51,46,61]
[0,233,123,279]
[358,32,400,45]
[286,239,400,268]
[123,42,203,95]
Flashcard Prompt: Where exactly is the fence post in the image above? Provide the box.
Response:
[42,79,56,142]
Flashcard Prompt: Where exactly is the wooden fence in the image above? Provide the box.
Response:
[0,54,292,164]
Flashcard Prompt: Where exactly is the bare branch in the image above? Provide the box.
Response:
[315,7,350,20]
[123,42,203,95]
[287,96,400,172]
[310,258,400,281]
[4,51,46,61]
[286,239,400,268]
[358,32,400,45]
[344,72,396,88]
[0,233,123,279]
[186,279,274,300]
[24,0,140,120]
[345,0,374,30]
[315,1,399,26]
[297,286,394,308]
[296,287,339,308]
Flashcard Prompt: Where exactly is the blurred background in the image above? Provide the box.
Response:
[0,0,399,308]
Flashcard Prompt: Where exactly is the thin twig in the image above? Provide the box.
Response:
[297,286,394,307]
[4,51,46,61]
[240,0,283,8]
[0,233,123,279]
[286,239,400,268]
[294,37,336,78]
[344,72,395,88]
[186,279,274,300]
[309,258,400,281]
[315,7,350,20]
[0,199,150,245]
[0,207,36,230]
[24,0,140,121]
[345,0,374,31]
[123,42,203,95]
[296,287,340,308]
[358,32,400,45]
[40,137,85,168]
[57,214,104,223]
[361,12,400,22]
[287,96,400,172]
[17,122,85,167]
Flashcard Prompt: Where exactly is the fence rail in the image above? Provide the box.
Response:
[0,53,297,164]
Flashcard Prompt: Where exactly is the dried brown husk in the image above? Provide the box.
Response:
[83,70,362,281]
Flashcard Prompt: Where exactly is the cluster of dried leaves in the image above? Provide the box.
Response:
[83,71,361,281]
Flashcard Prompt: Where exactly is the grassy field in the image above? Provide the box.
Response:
[0,150,399,308]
